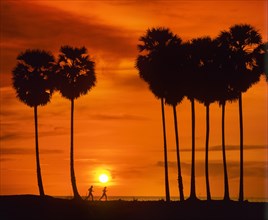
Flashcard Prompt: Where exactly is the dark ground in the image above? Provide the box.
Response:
[0,195,267,220]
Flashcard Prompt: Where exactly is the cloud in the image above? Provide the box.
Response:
[0,123,69,142]
[103,0,161,6]
[179,145,268,152]
[1,147,63,155]
[0,121,34,141]
[1,1,136,55]
[0,158,13,162]
[90,113,148,121]
[209,145,268,151]
[107,72,148,91]
[0,133,26,141]
[156,160,267,179]
[0,88,70,143]
[156,161,177,168]
[1,0,138,87]
[1,148,34,155]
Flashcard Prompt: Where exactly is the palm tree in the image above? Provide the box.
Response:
[216,32,241,201]
[136,27,181,202]
[218,24,262,201]
[164,39,186,202]
[56,45,96,200]
[136,56,171,202]
[193,37,218,201]
[184,39,206,201]
[12,49,55,197]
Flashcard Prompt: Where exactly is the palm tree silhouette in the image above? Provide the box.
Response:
[56,46,96,200]
[215,32,241,201]
[12,49,55,197]
[136,27,181,202]
[193,37,218,201]
[184,39,206,201]
[163,37,186,202]
[218,24,262,202]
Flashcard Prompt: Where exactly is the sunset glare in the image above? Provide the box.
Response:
[0,0,267,201]
[99,174,109,184]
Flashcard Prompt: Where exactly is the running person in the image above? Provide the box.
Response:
[99,187,107,201]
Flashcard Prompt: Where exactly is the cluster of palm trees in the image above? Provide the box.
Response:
[12,46,96,200]
[11,24,267,202]
[136,24,267,202]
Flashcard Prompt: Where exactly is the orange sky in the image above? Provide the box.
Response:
[0,0,267,200]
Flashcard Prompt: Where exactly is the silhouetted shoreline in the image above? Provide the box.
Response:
[1,195,267,220]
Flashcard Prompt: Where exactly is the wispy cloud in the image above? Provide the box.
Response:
[0,133,21,141]
[0,158,13,162]
[1,1,136,54]
[209,145,268,151]
[90,113,148,121]
[1,147,63,155]
[156,160,267,179]
[156,161,177,168]
[106,72,148,91]
[1,0,138,87]
[179,145,268,152]
[0,123,69,142]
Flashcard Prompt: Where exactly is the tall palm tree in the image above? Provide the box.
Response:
[56,46,96,200]
[136,27,181,202]
[216,32,241,201]
[164,39,186,202]
[12,49,55,197]
[136,56,171,202]
[218,24,262,201]
[193,37,218,201]
[184,39,205,201]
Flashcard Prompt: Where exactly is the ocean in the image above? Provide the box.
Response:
[55,196,168,201]
[54,196,268,202]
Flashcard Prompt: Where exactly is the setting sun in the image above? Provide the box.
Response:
[99,174,109,183]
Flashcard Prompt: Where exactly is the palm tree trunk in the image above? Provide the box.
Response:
[221,101,230,201]
[70,98,80,199]
[238,92,244,202]
[189,98,197,200]
[205,104,211,200]
[172,104,184,201]
[161,98,170,202]
[34,105,45,197]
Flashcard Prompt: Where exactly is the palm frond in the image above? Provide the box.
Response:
[12,49,55,107]
[56,45,96,100]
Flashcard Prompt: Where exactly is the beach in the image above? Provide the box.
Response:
[1,195,267,220]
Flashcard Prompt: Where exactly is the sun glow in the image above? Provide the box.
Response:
[99,174,109,183]
[94,168,112,185]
